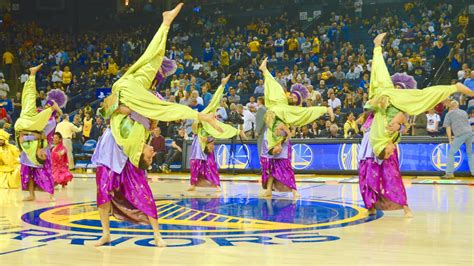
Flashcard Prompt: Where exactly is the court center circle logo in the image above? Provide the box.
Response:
[22,197,382,236]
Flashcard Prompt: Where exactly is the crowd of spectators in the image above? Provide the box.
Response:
[0,1,472,170]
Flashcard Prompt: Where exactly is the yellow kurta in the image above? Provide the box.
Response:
[0,130,20,189]
[368,46,457,156]
[110,24,199,122]
[110,113,149,168]
[263,70,328,127]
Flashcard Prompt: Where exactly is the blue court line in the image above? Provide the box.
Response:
[0,244,47,256]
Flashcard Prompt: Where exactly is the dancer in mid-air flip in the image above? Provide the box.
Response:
[14,63,61,202]
[259,57,334,199]
[358,32,474,217]
[93,3,225,248]
[188,75,246,192]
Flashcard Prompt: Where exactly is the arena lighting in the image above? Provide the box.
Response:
[125,0,129,6]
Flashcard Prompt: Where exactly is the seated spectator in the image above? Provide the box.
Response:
[328,93,342,109]
[150,127,167,172]
[254,79,264,95]
[90,116,106,141]
[160,127,186,173]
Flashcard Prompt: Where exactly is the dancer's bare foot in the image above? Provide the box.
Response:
[403,206,413,218]
[292,190,300,199]
[29,63,43,75]
[198,113,223,133]
[163,3,183,26]
[216,186,222,192]
[259,57,268,72]
[154,234,167,247]
[221,74,231,86]
[23,196,35,202]
[94,234,111,247]
[187,185,196,192]
[455,82,474,98]
[374,32,387,47]
[368,208,376,215]
[50,195,56,202]
[260,190,272,198]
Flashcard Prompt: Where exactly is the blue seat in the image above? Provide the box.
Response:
[74,139,97,170]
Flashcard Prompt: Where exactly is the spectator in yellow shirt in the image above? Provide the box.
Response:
[221,50,230,68]
[248,37,261,57]
[458,11,469,28]
[287,37,299,57]
[2,51,14,79]
[107,58,119,76]
[312,36,320,54]
[82,112,93,141]
[62,66,73,86]
[344,112,360,138]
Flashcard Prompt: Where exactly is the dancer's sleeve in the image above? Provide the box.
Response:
[119,87,199,121]
[202,120,239,139]
[110,114,149,168]
[380,85,457,115]
[271,105,328,127]
[202,85,224,114]
[369,47,394,99]
[121,24,170,80]
[14,76,53,133]
[263,70,288,108]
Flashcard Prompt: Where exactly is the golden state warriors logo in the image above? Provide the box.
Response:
[339,144,403,170]
[339,144,360,170]
[431,143,462,171]
[291,144,313,170]
[21,197,381,237]
[216,144,250,169]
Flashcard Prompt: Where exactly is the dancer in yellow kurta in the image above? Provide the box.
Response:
[99,3,220,133]
[14,64,61,201]
[367,33,474,159]
[0,129,20,189]
[258,58,334,199]
[187,75,245,192]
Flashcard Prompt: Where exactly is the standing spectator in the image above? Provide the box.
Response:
[82,112,93,141]
[150,127,166,172]
[255,97,266,155]
[0,76,10,98]
[426,109,441,137]
[432,39,449,69]
[274,33,285,60]
[443,100,474,178]
[287,35,299,58]
[457,10,469,30]
[220,49,230,70]
[160,127,186,173]
[2,50,14,79]
[237,104,256,138]
[90,116,106,141]
[248,37,261,58]
[52,66,63,85]
[62,66,73,87]
[203,42,215,63]
[56,114,83,170]
[301,37,312,55]
[246,96,258,111]
[228,87,240,104]
[201,84,213,107]
[254,79,264,95]
[264,36,275,57]
[464,71,474,90]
